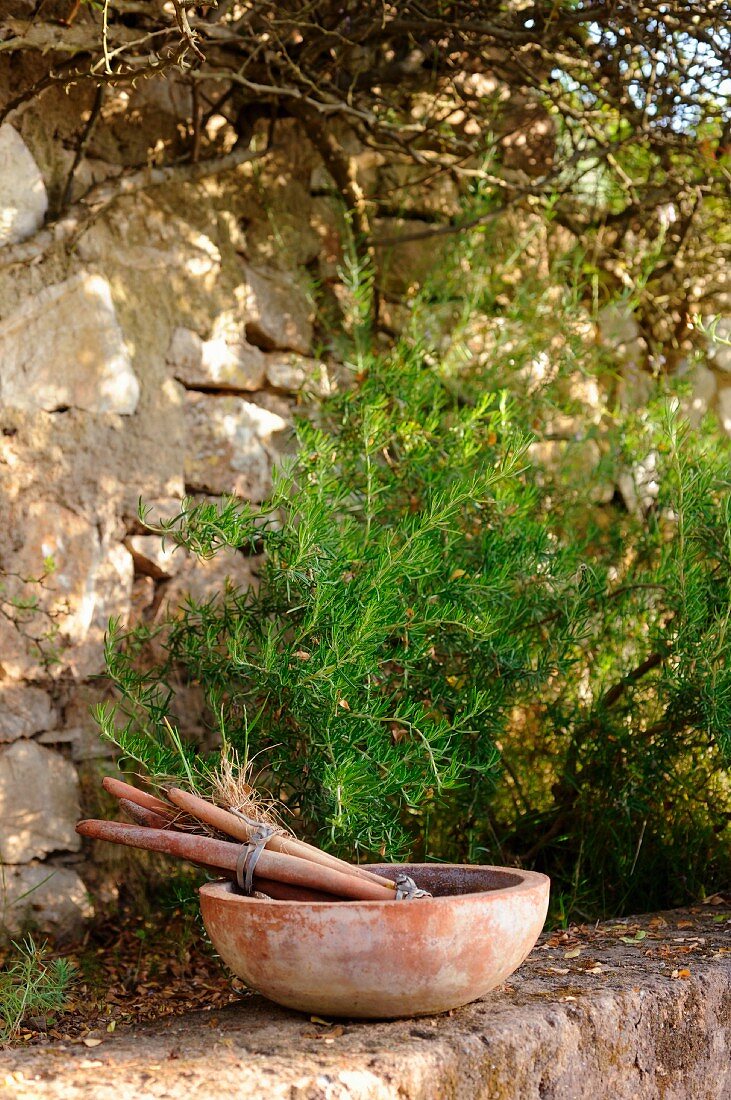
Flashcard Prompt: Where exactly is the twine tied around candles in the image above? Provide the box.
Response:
[236,823,277,894]
[394,873,431,900]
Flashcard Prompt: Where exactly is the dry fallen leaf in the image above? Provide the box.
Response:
[82,1037,103,1048]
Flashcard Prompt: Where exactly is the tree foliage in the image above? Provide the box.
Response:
[2,3,729,348]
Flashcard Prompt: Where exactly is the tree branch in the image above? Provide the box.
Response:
[0,144,266,268]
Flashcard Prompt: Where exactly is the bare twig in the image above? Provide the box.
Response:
[59,84,105,214]
[171,0,205,63]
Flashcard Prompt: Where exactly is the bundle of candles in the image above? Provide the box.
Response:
[77,777,429,902]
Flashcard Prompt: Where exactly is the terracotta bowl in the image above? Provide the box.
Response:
[200,863,549,1019]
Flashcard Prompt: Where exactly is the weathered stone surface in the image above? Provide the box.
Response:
[183,393,289,501]
[0,862,92,943]
[0,123,47,247]
[310,195,346,279]
[2,907,729,1098]
[0,506,131,680]
[0,740,80,863]
[77,199,221,279]
[160,547,260,614]
[0,273,140,414]
[39,684,116,762]
[681,362,717,427]
[0,402,185,534]
[618,450,660,516]
[240,266,314,354]
[245,178,321,269]
[0,501,102,680]
[129,575,156,623]
[168,323,267,392]
[265,353,332,396]
[374,218,452,297]
[66,541,134,679]
[598,306,649,409]
[125,535,185,579]
[0,684,55,742]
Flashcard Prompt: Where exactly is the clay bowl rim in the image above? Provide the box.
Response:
[199,863,550,908]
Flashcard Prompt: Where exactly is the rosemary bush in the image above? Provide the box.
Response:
[99,237,731,920]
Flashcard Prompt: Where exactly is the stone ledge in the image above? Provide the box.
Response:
[2,907,729,1100]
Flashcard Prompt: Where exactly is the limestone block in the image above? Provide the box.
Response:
[125,535,185,579]
[598,305,647,393]
[680,362,717,427]
[618,451,660,516]
[183,393,290,501]
[240,267,314,355]
[0,506,132,680]
[129,575,155,623]
[39,685,115,763]
[168,323,266,392]
[373,218,452,297]
[3,905,730,1092]
[0,273,140,414]
[265,353,332,396]
[0,124,48,247]
[160,547,261,614]
[0,685,56,743]
[310,195,345,279]
[0,741,80,863]
[0,501,102,680]
[77,197,221,279]
[67,541,134,679]
[0,862,92,943]
[245,179,320,268]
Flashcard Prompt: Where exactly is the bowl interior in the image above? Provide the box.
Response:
[207,863,534,906]
[363,863,525,897]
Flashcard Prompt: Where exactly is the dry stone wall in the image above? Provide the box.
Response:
[0,66,728,942]
[0,75,350,939]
